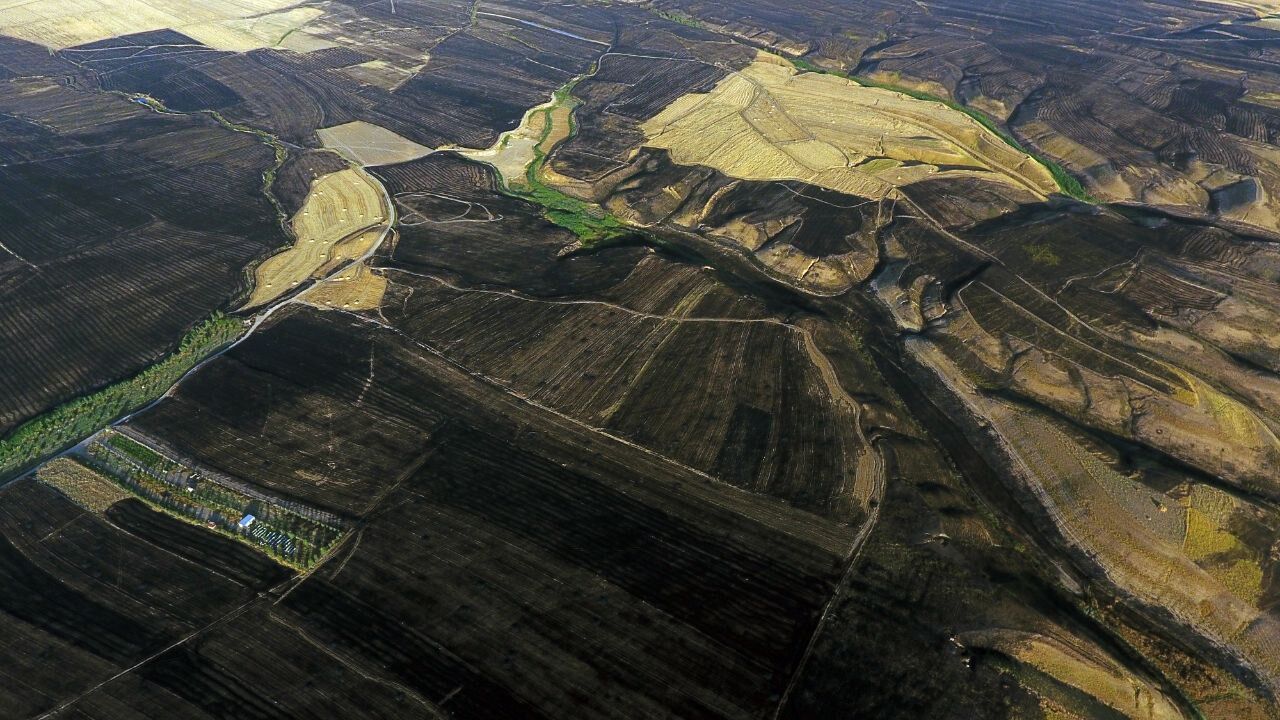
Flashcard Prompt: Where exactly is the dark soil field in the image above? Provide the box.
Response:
[0,38,287,436]
[92,304,853,718]
[0,478,282,718]
[3,0,1280,718]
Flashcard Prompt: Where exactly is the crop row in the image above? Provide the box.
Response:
[80,433,343,569]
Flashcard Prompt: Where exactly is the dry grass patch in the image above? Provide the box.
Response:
[1184,485,1264,604]
[245,168,387,308]
[960,629,1183,720]
[457,97,567,189]
[0,0,322,50]
[317,121,435,168]
[302,263,388,312]
[641,51,1059,200]
[36,457,129,513]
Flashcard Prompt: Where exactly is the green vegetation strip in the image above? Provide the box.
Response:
[789,59,1093,202]
[0,314,243,481]
[510,82,629,245]
[653,9,709,30]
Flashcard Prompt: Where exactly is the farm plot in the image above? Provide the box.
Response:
[0,478,271,717]
[271,422,849,719]
[372,151,875,518]
[118,0,622,152]
[549,41,748,182]
[130,309,454,516]
[36,457,129,513]
[71,602,435,718]
[245,167,389,308]
[106,297,855,718]
[302,262,389,312]
[0,0,315,51]
[317,120,434,167]
[641,52,1059,201]
[375,153,646,297]
[0,69,286,438]
[69,429,346,568]
[387,273,870,520]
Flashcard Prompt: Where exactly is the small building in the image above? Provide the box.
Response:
[238,514,256,529]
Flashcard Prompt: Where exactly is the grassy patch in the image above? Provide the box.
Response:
[0,314,244,481]
[788,59,1095,202]
[511,82,630,245]
[1024,241,1062,266]
[105,432,167,468]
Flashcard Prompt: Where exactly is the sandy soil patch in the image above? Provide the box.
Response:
[457,101,554,188]
[641,52,1059,200]
[245,168,387,308]
[318,121,435,167]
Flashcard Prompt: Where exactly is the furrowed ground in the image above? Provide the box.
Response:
[1,1,1279,719]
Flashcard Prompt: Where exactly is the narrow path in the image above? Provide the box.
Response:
[772,333,886,719]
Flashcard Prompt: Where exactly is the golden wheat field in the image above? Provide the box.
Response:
[641,52,1059,200]
[302,263,389,312]
[245,168,388,308]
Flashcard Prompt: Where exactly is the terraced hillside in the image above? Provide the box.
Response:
[1,1,1279,719]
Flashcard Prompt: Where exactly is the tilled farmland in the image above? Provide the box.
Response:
[0,40,287,437]
[2,0,1280,718]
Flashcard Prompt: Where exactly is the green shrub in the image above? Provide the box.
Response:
[0,314,243,480]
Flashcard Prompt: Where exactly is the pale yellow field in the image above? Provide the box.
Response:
[182,7,334,53]
[317,121,435,168]
[245,168,388,308]
[0,0,328,51]
[458,98,562,189]
[37,457,129,513]
[1209,0,1280,14]
[641,52,1059,200]
[960,629,1182,720]
[302,263,388,312]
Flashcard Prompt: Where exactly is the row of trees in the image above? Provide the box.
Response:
[0,314,243,480]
